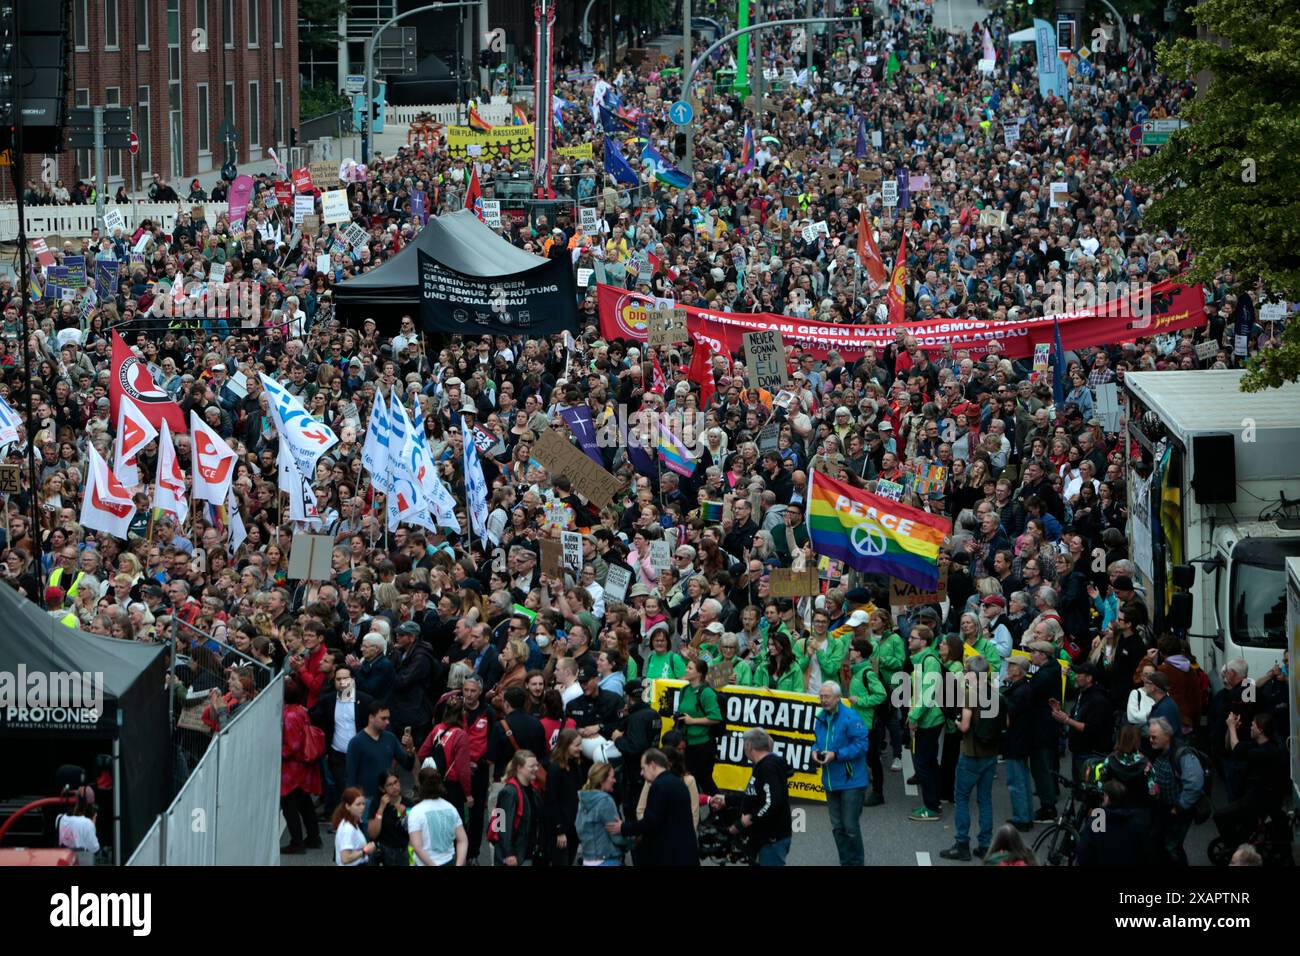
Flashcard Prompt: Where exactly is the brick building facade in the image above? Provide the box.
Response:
[4,0,298,199]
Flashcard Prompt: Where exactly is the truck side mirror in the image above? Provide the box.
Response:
[1168,592,1193,631]
[1171,564,1196,589]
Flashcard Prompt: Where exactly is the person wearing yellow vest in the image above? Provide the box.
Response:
[48,549,86,603]
[45,586,78,629]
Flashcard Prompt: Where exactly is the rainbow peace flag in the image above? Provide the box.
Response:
[700,500,724,523]
[806,471,951,590]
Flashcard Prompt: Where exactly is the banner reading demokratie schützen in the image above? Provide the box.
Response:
[652,679,830,801]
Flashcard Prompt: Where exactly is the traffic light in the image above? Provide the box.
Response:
[0,2,15,129]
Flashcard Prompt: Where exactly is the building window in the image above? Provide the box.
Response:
[106,0,120,49]
[273,79,283,145]
[73,0,89,50]
[74,89,91,180]
[136,0,149,48]
[195,0,207,35]
[106,88,123,179]
[246,0,258,48]
[248,80,260,147]
[272,0,282,47]
[223,0,233,48]
[137,87,152,175]
[196,83,210,154]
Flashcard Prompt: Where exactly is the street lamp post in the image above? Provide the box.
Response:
[363,1,479,165]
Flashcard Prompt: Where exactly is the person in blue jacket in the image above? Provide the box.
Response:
[813,680,871,866]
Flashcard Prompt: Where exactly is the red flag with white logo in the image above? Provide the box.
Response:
[190,410,237,505]
[110,331,187,433]
[113,394,159,488]
[153,420,189,524]
[80,446,137,540]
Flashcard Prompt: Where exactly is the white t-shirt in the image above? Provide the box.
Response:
[560,680,584,708]
[334,819,368,866]
[56,814,99,853]
[407,798,463,866]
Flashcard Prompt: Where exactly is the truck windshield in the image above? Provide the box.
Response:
[1230,539,1300,648]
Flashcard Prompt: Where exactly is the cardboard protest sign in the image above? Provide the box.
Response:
[744,329,788,391]
[533,429,620,509]
[769,568,820,597]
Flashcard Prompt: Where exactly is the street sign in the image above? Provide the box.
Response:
[1141,118,1186,146]
[344,74,366,94]
[669,100,694,126]
[128,132,139,155]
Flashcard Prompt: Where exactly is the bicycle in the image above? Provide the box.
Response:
[1207,807,1296,867]
[1031,772,1100,866]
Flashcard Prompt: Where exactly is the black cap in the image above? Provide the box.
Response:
[579,665,599,683]
[625,679,643,697]
[1113,575,1134,591]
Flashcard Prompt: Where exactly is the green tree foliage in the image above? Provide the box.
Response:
[300,0,348,54]
[1125,0,1300,391]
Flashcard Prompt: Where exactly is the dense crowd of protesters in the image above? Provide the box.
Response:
[4,0,1292,867]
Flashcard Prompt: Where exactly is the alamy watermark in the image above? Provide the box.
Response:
[0,665,105,724]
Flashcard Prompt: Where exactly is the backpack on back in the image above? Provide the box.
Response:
[1171,740,1215,824]
[487,778,524,846]
[421,727,452,776]
[973,694,1007,748]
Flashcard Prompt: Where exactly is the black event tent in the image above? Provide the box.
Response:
[333,209,552,328]
[0,583,169,863]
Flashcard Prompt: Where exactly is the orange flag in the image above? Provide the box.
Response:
[886,230,908,324]
[857,208,888,292]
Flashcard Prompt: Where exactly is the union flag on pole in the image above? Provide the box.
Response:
[113,394,158,488]
[886,229,909,324]
[153,420,188,524]
[80,446,137,540]
[857,208,888,292]
[190,411,237,505]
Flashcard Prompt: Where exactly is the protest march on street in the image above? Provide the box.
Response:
[0,0,1295,883]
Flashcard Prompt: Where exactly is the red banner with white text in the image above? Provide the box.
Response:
[597,281,1205,360]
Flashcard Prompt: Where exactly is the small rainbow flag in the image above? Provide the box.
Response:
[806,470,950,590]
[512,103,529,126]
[468,106,493,131]
[657,415,697,477]
[700,500,724,523]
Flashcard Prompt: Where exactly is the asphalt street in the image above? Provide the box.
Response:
[284,744,1218,867]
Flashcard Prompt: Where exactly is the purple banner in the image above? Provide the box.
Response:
[559,405,603,466]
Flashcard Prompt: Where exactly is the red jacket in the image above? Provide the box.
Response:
[294,644,328,709]
[418,723,472,793]
[281,705,322,797]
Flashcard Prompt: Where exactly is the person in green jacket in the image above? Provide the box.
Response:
[642,629,687,682]
[796,608,848,695]
[868,608,908,771]
[702,633,753,688]
[907,625,946,821]
[753,630,804,693]
[844,636,888,805]
[959,612,1002,677]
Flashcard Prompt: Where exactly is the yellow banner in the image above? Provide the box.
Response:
[444,123,535,160]
[651,679,828,801]
[558,142,594,160]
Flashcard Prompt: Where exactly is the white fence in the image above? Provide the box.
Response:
[385,100,514,126]
[126,674,283,866]
[0,201,232,242]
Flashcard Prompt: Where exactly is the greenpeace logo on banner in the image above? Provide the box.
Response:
[0,666,105,728]
[50,887,151,936]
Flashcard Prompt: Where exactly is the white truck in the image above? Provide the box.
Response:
[1124,370,1300,692]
